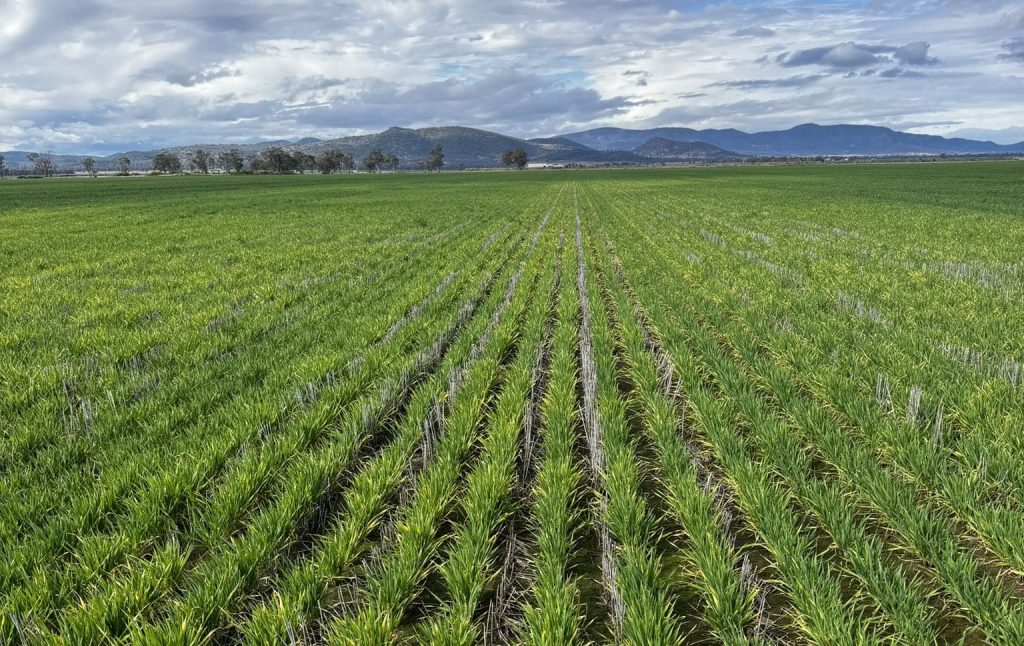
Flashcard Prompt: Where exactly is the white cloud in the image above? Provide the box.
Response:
[1,0,1022,152]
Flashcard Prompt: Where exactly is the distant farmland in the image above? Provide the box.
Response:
[1,163,1022,644]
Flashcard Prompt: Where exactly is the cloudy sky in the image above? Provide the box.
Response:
[2,0,1023,154]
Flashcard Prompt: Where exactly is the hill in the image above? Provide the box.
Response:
[1,127,647,172]
[563,124,1024,156]
[0,126,726,173]
[290,127,647,167]
[632,137,741,161]
[308,126,533,168]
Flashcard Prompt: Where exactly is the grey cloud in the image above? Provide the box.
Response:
[194,12,273,33]
[166,66,241,87]
[1001,37,1024,61]
[120,2,312,37]
[879,67,927,78]
[646,91,838,128]
[733,26,775,38]
[0,0,110,56]
[394,69,633,124]
[623,69,650,87]
[894,42,938,65]
[200,69,637,137]
[1001,8,1024,30]
[779,41,938,69]
[283,75,348,96]
[200,100,281,122]
[709,74,826,89]
[779,43,890,68]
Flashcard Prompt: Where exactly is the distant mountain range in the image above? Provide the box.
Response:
[563,123,1024,157]
[3,123,1022,172]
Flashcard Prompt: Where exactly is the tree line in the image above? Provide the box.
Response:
[0,151,123,177]
[0,147,407,177]
[152,146,417,174]
[1,143,530,178]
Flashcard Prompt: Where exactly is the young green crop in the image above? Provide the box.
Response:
[327,226,555,644]
[588,239,765,645]
[2,164,1022,643]
[56,252,515,642]
[419,218,565,646]
[240,194,562,645]
[594,177,1024,643]
[574,192,680,645]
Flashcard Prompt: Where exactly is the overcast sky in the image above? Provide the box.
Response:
[2,0,1023,154]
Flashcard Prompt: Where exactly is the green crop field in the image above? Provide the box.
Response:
[1,162,1022,644]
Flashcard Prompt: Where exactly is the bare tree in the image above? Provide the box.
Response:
[28,152,56,177]
[500,149,514,169]
[385,152,399,172]
[117,156,132,175]
[0,154,5,179]
[82,157,96,176]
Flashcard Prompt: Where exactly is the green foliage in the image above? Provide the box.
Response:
[501,147,529,170]
[152,151,182,173]
[425,145,445,172]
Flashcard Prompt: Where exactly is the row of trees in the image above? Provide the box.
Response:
[184,145,442,174]
[251,148,308,174]
[0,152,106,177]
[363,145,443,172]
[315,149,356,174]
[0,152,124,177]
[154,149,248,174]
[147,143,455,175]
[0,143,526,178]
[249,147,359,174]
[155,149,239,173]
[165,145,442,174]
[1,150,228,177]
[151,147,400,175]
